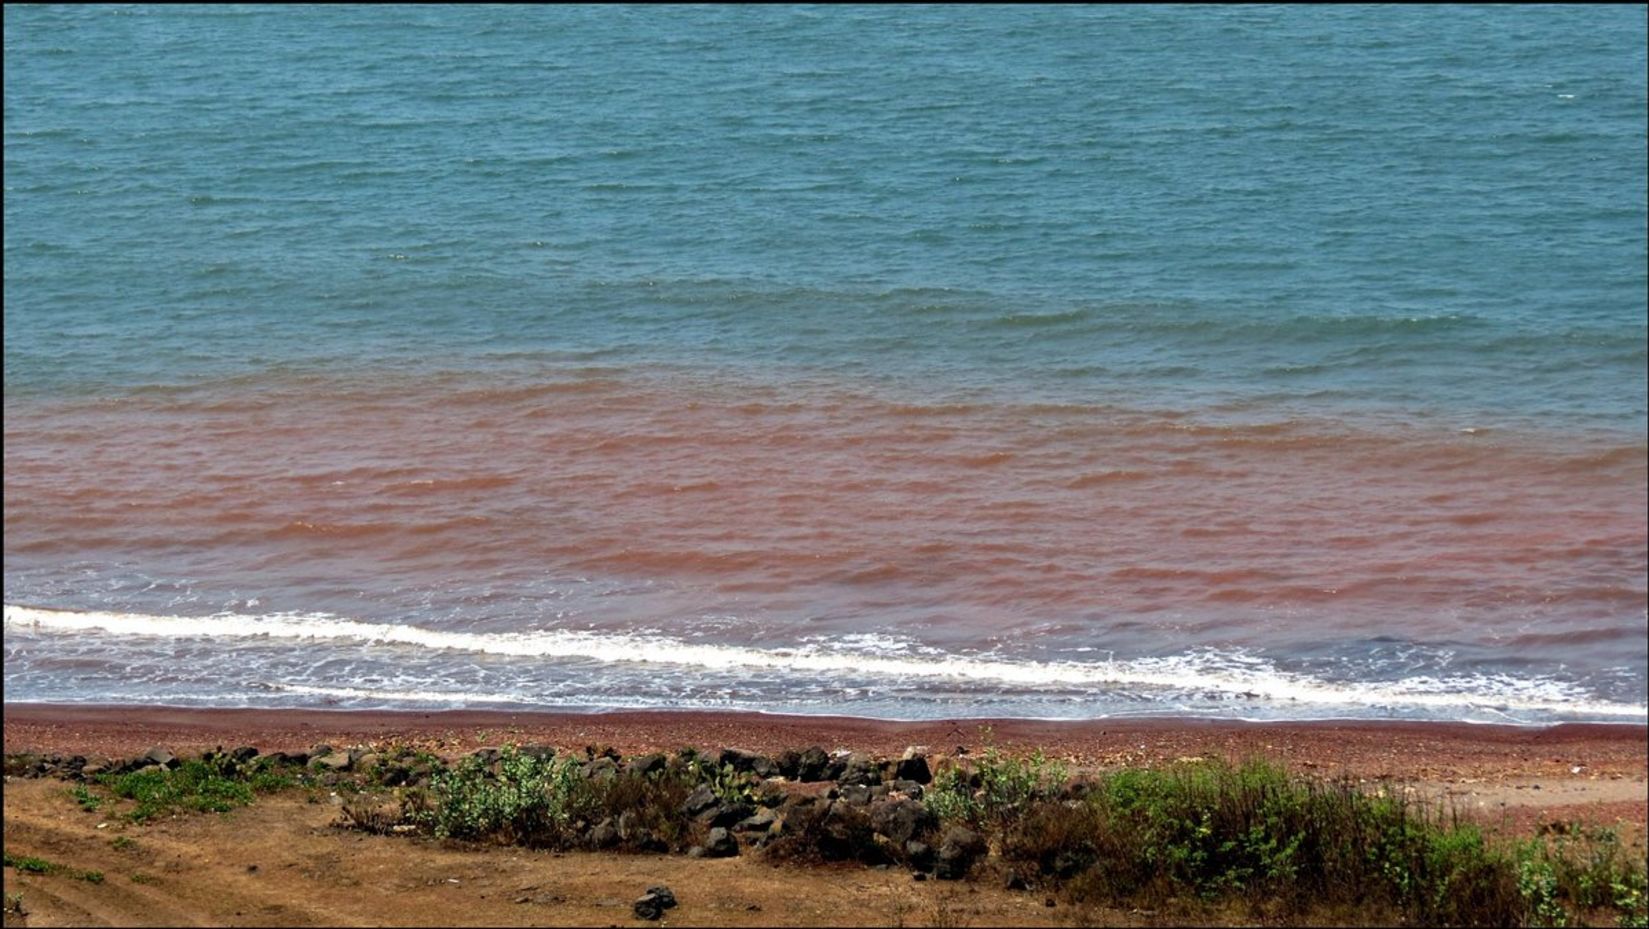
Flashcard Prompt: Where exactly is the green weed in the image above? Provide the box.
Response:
[95,758,293,822]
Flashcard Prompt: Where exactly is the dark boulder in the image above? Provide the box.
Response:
[704,827,739,858]
[588,818,621,849]
[626,753,666,778]
[774,749,803,779]
[869,798,937,846]
[889,778,925,800]
[894,752,932,784]
[633,893,666,920]
[837,753,882,786]
[796,746,832,782]
[701,802,755,830]
[837,784,873,806]
[680,784,718,818]
[935,826,988,880]
[735,809,777,833]
[717,748,778,778]
[906,840,936,871]
[646,885,677,909]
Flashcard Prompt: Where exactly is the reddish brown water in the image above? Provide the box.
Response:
[5,368,1644,720]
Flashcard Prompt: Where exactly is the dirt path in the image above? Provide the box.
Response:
[2,779,1108,928]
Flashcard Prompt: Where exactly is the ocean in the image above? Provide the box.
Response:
[5,5,1645,724]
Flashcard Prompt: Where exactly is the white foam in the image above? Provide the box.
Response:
[6,604,1645,719]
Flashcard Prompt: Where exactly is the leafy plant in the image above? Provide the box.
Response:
[415,744,593,846]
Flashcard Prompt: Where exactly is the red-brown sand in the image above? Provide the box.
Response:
[3,704,1643,779]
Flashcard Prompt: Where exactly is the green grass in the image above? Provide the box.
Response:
[4,851,104,883]
[3,852,52,874]
[69,784,104,813]
[93,757,294,823]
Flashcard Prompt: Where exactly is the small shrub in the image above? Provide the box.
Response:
[925,748,1067,829]
[3,852,52,874]
[416,744,593,846]
[70,784,104,812]
[2,852,103,884]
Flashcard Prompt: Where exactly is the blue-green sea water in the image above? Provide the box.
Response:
[5,6,1646,723]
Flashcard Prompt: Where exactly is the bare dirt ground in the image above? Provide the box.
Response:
[2,778,1115,928]
[3,706,1644,927]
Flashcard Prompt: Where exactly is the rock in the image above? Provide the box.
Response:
[230,746,259,765]
[617,810,641,839]
[626,753,666,778]
[81,763,108,779]
[1050,849,1092,878]
[633,894,665,920]
[701,802,755,829]
[583,756,619,781]
[905,840,935,871]
[471,747,502,767]
[645,886,677,909]
[588,818,620,849]
[520,745,556,762]
[889,779,925,800]
[680,784,718,818]
[1005,873,1030,891]
[635,830,670,853]
[935,826,987,880]
[735,809,777,833]
[775,749,803,779]
[894,753,932,784]
[141,746,179,769]
[3,754,42,778]
[796,746,831,782]
[355,753,382,772]
[310,751,352,771]
[837,784,873,805]
[838,753,883,786]
[310,743,334,758]
[870,798,937,846]
[703,827,739,858]
[686,845,705,859]
[718,748,778,778]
